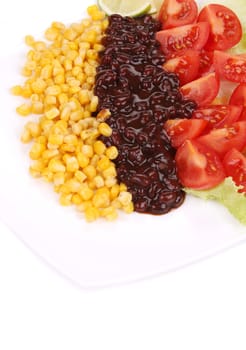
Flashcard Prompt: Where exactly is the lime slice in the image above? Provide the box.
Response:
[97,0,152,17]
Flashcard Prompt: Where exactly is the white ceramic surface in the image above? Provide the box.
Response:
[0,0,245,288]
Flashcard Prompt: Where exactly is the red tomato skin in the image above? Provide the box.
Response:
[197,121,246,157]
[163,49,200,85]
[155,22,210,57]
[197,4,242,51]
[214,51,246,83]
[175,139,226,189]
[159,0,198,29]
[192,104,243,131]
[164,118,208,148]
[238,108,246,121]
[180,72,220,106]
[229,83,246,106]
[223,148,246,192]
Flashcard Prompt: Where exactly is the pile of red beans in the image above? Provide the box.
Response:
[94,14,197,215]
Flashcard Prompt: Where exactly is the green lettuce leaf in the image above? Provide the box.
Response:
[185,177,246,225]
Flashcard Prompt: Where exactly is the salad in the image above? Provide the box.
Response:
[11,0,246,224]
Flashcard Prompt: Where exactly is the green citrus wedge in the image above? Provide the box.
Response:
[97,0,152,17]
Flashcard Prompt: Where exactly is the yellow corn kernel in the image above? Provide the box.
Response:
[30,159,47,172]
[33,41,47,51]
[31,101,44,114]
[29,142,46,160]
[93,140,106,155]
[78,89,90,105]
[96,109,111,122]
[123,202,134,214]
[16,103,31,116]
[100,206,118,221]
[53,172,65,186]
[36,135,47,144]
[25,121,41,138]
[92,187,110,208]
[59,193,72,206]
[25,35,35,46]
[98,122,112,137]
[70,110,83,121]
[79,186,94,201]
[102,19,109,31]
[105,177,117,187]
[120,183,127,192]
[103,166,117,179]
[42,149,59,160]
[72,122,82,135]
[110,184,120,200]
[31,79,46,93]
[64,134,78,146]
[45,85,62,96]
[66,178,81,192]
[89,95,98,112]
[84,206,100,222]
[65,156,79,172]
[97,156,110,171]
[44,96,57,108]
[45,107,60,119]
[83,165,96,179]
[48,133,63,146]
[93,175,104,188]
[11,85,23,96]
[118,191,132,207]
[106,146,118,160]
[94,43,104,52]
[21,129,32,143]
[74,170,87,183]
[77,152,89,168]
[48,158,66,172]
[81,144,93,158]
[72,193,82,205]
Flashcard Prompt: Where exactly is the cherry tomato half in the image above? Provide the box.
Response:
[180,72,220,106]
[175,139,225,189]
[192,104,242,131]
[197,121,246,157]
[164,118,208,148]
[214,51,246,83]
[155,22,209,57]
[197,4,242,51]
[163,49,200,85]
[223,148,246,193]
[159,0,198,29]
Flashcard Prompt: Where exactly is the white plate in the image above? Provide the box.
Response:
[0,0,245,288]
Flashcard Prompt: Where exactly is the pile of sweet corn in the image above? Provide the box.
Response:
[11,5,134,221]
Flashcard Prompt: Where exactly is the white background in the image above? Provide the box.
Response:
[1,0,246,349]
[1,221,246,350]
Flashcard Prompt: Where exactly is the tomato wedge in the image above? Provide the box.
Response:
[192,104,242,131]
[163,50,200,85]
[229,83,246,106]
[164,118,208,148]
[155,22,209,57]
[180,72,220,106]
[159,0,198,29]
[197,4,242,51]
[214,51,246,83]
[197,121,246,157]
[175,139,225,189]
[223,148,246,193]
